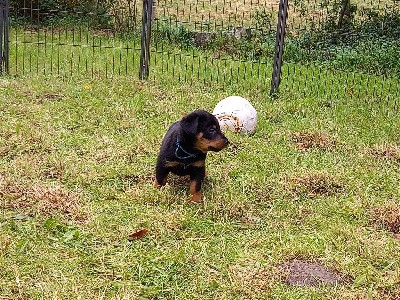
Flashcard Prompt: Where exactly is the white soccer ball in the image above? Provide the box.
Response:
[213,96,258,135]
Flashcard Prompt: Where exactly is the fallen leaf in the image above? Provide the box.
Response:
[128,228,149,240]
[137,81,144,91]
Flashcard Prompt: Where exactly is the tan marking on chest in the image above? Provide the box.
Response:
[165,161,180,168]
[191,160,205,167]
[165,160,205,168]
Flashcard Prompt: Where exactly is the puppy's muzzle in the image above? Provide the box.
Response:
[209,136,229,152]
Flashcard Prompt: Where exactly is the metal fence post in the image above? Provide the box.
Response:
[139,0,153,80]
[270,0,289,95]
[0,0,10,75]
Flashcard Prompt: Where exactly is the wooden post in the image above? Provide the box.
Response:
[139,0,153,80]
[270,0,289,95]
[0,0,10,75]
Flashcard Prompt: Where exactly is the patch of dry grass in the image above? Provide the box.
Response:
[371,201,400,234]
[366,143,400,164]
[291,131,336,152]
[286,172,343,199]
[0,175,85,222]
[229,260,279,299]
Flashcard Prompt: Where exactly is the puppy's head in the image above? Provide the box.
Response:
[181,110,229,153]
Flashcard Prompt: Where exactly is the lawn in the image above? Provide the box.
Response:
[0,66,399,299]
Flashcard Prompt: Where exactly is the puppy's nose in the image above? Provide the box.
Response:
[223,137,229,146]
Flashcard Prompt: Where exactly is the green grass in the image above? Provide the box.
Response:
[1,69,400,299]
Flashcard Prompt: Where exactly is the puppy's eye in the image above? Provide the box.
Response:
[209,128,216,134]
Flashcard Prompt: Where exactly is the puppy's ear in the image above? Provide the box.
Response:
[181,112,199,136]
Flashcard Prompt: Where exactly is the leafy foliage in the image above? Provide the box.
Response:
[10,0,111,27]
[153,20,195,49]
[287,8,400,76]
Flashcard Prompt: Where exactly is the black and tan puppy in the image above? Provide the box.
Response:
[154,110,229,202]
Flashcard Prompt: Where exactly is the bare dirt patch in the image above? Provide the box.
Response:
[280,258,348,287]
[366,144,400,164]
[287,173,343,198]
[371,202,400,234]
[0,175,85,222]
[291,131,336,152]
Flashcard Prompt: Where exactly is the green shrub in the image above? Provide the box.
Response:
[287,8,400,76]
[153,20,195,49]
[10,0,111,27]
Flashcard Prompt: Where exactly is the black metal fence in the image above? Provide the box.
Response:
[278,0,400,102]
[149,0,279,90]
[1,0,400,102]
[4,0,143,77]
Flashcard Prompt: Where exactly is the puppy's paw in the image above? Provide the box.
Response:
[153,179,161,188]
[188,193,202,203]
[153,176,168,188]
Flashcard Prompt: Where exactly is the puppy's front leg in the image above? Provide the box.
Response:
[154,163,169,188]
[189,167,205,203]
